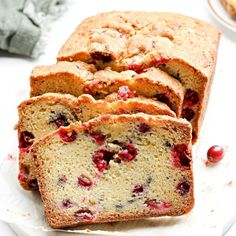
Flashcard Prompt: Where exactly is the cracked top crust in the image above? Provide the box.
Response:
[57,11,221,78]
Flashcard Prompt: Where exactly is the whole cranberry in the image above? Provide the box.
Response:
[78,175,93,187]
[58,129,77,142]
[19,131,34,152]
[207,145,225,163]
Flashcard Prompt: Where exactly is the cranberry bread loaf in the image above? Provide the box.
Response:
[221,0,236,19]
[30,61,184,117]
[17,93,175,190]
[31,114,194,228]
[57,11,221,141]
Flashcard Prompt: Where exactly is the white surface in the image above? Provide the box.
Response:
[0,0,236,235]
[208,0,236,32]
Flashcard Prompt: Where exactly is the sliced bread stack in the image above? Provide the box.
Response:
[16,12,220,228]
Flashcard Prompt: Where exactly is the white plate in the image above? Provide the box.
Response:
[208,0,236,32]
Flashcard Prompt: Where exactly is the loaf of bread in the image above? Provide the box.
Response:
[57,11,221,142]
[31,114,194,228]
[17,93,175,190]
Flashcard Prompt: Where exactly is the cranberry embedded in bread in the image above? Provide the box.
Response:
[17,93,175,190]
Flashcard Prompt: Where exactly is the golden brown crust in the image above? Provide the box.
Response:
[221,0,236,19]
[57,11,220,79]
[31,114,194,228]
[30,62,184,117]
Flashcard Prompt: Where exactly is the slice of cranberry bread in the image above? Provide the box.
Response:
[17,93,175,190]
[30,61,184,117]
[31,114,194,228]
[57,11,221,142]
[17,93,79,190]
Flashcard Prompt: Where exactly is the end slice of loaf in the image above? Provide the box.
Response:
[31,114,194,228]
[17,93,175,190]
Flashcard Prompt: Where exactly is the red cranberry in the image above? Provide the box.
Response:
[144,199,171,210]
[50,113,70,128]
[176,181,190,195]
[184,89,199,107]
[78,175,92,187]
[83,87,93,95]
[28,179,38,189]
[74,208,94,221]
[171,144,191,169]
[58,129,77,142]
[155,93,171,108]
[118,143,138,162]
[89,132,106,145]
[19,131,34,152]
[182,108,195,121]
[92,149,114,172]
[90,51,112,63]
[138,123,151,133]
[128,64,147,74]
[18,171,28,184]
[62,199,73,208]
[207,145,225,163]
[117,86,135,101]
[132,184,146,196]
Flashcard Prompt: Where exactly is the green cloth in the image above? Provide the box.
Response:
[0,0,65,57]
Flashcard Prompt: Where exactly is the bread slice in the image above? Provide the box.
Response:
[31,114,194,228]
[17,93,175,190]
[221,0,236,19]
[30,61,184,117]
[57,11,221,142]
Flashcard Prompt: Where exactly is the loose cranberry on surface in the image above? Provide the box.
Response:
[78,175,93,187]
[118,143,138,162]
[184,89,199,107]
[74,208,94,221]
[117,86,136,101]
[176,181,190,195]
[138,123,151,133]
[92,149,114,172]
[128,64,147,74]
[89,132,106,145]
[144,199,171,210]
[62,199,73,209]
[181,108,195,121]
[207,145,225,164]
[171,144,191,169]
[58,129,77,143]
[19,131,34,152]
